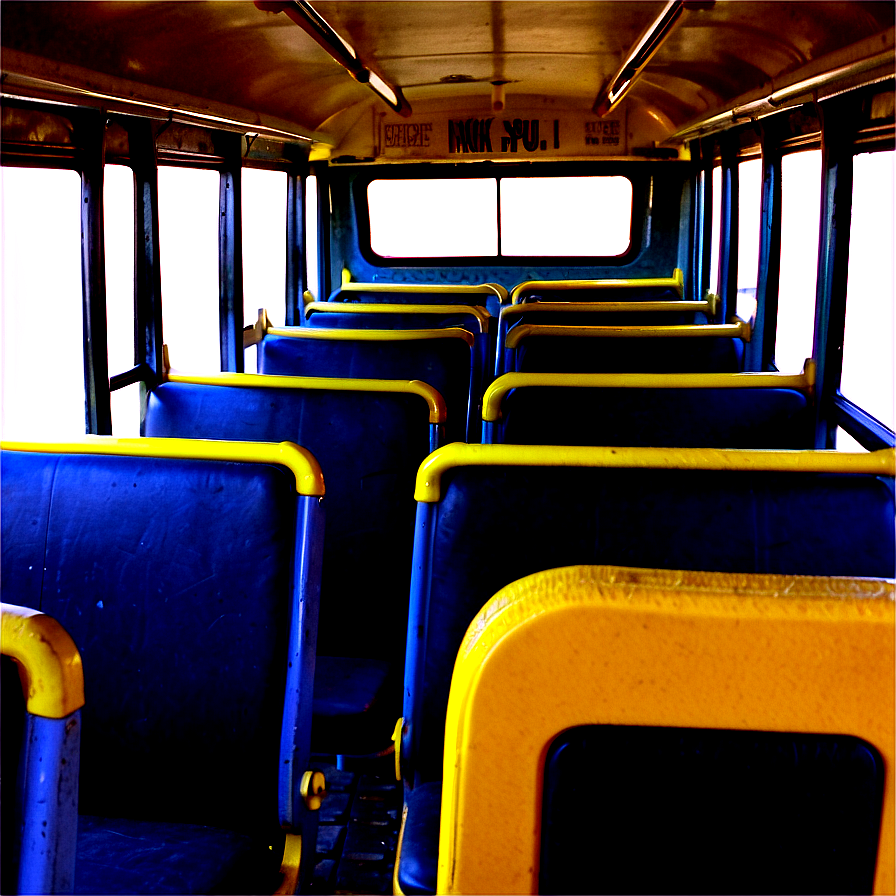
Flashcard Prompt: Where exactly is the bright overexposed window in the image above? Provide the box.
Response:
[776,151,821,373]
[104,164,140,436]
[840,150,895,433]
[243,168,286,328]
[305,175,320,302]
[736,158,762,321]
[158,166,220,373]
[501,176,632,256]
[368,179,498,257]
[1,167,85,439]
[710,166,721,296]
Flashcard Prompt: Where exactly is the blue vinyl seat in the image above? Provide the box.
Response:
[1,438,325,895]
[394,444,896,895]
[145,374,446,756]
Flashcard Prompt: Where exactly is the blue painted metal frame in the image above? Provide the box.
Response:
[17,712,81,895]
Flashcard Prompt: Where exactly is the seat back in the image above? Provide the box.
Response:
[329,282,508,317]
[481,368,814,447]
[498,320,748,376]
[0,438,324,842]
[145,374,442,665]
[438,565,895,894]
[256,326,480,442]
[509,269,685,303]
[402,444,895,787]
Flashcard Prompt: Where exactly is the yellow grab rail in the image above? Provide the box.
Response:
[504,319,751,348]
[500,297,715,321]
[510,268,684,303]
[305,302,490,332]
[481,362,815,422]
[265,325,476,348]
[2,437,326,497]
[164,371,447,425]
[414,443,895,502]
[1,604,85,719]
[335,281,508,303]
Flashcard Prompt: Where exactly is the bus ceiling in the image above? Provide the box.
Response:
[0,1,893,164]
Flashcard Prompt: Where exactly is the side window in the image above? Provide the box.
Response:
[840,150,895,436]
[709,165,721,295]
[158,166,220,373]
[736,158,762,321]
[104,164,139,436]
[1,167,85,439]
[776,150,821,372]
[242,168,287,328]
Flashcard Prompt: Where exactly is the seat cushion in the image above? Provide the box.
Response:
[74,816,283,895]
[396,782,441,896]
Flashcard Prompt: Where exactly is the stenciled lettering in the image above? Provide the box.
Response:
[448,118,558,154]
[384,122,433,148]
[584,119,622,146]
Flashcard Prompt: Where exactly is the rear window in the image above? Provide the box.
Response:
[367,175,632,259]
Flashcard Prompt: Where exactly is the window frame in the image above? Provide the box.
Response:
[352,162,650,268]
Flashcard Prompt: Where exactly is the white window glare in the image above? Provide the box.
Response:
[158,166,220,373]
[736,158,762,322]
[500,176,632,257]
[710,166,721,296]
[1,167,85,439]
[305,175,320,301]
[776,151,821,373]
[242,168,286,328]
[368,179,498,257]
[841,150,895,433]
[104,164,140,436]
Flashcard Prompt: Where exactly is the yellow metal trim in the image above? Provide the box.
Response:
[481,366,815,422]
[504,320,749,348]
[300,769,327,811]
[1,604,85,719]
[266,325,476,349]
[337,281,503,300]
[164,371,448,425]
[274,833,302,896]
[2,437,326,497]
[305,302,490,333]
[393,805,409,896]
[501,299,712,321]
[510,269,684,303]
[392,717,404,782]
[414,443,895,502]
[438,565,895,895]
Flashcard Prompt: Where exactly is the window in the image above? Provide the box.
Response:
[105,164,139,436]
[710,165,721,296]
[776,150,821,372]
[368,178,498,257]
[242,168,287,328]
[158,166,220,373]
[305,174,320,302]
[500,177,632,256]
[1,167,85,439]
[736,158,762,321]
[841,150,895,432]
[366,176,633,259]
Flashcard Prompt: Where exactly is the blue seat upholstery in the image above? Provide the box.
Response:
[257,328,481,442]
[482,371,814,447]
[145,375,442,755]
[498,322,747,376]
[1,439,325,895]
[395,447,894,894]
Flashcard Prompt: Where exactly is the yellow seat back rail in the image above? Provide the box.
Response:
[336,281,509,303]
[504,319,750,348]
[265,324,476,349]
[438,565,896,895]
[163,371,447,425]
[481,362,815,422]
[304,302,490,332]
[414,443,896,502]
[510,268,684,303]
[501,296,716,320]
[2,604,85,719]
[2,436,325,497]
